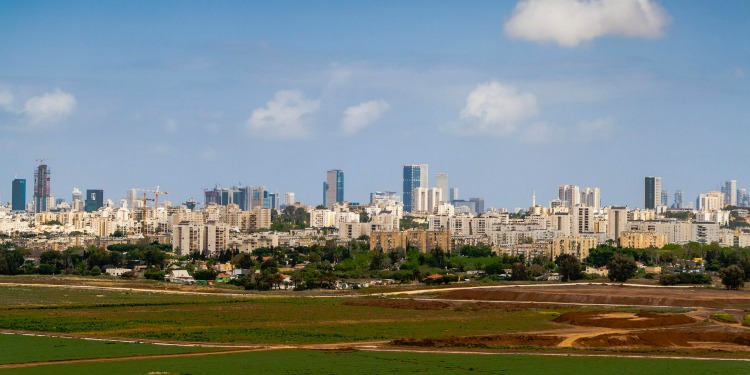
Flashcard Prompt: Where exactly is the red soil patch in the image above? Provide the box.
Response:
[576,326,750,349]
[553,311,696,329]
[442,285,750,309]
[392,334,563,348]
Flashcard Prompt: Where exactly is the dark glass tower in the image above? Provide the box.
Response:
[11,178,26,211]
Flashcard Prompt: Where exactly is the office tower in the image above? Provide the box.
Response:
[435,173,448,202]
[251,186,268,209]
[420,164,429,189]
[403,165,427,212]
[268,192,280,211]
[125,188,139,210]
[558,185,580,209]
[449,187,459,202]
[85,189,104,212]
[284,192,295,207]
[72,187,82,202]
[698,191,723,212]
[660,190,670,207]
[11,178,26,211]
[469,197,485,214]
[33,163,51,213]
[323,169,344,209]
[739,189,749,207]
[412,187,442,213]
[673,190,684,209]
[580,187,601,210]
[722,180,737,206]
[644,176,661,210]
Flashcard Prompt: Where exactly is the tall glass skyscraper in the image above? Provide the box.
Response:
[324,169,344,209]
[403,164,427,212]
[644,176,661,210]
[11,178,26,211]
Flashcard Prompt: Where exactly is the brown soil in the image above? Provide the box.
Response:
[553,311,696,329]
[344,298,567,311]
[576,326,750,350]
[442,284,750,309]
[393,333,563,348]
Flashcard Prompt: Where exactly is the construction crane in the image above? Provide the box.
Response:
[145,186,169,209]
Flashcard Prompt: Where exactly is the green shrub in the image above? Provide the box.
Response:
[712,313,736,323]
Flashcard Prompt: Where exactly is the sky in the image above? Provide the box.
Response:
[1,0,748,210]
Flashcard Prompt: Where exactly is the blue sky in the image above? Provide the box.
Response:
[1,0,748,209]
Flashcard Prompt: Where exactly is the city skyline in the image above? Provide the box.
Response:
[1,1,749,209]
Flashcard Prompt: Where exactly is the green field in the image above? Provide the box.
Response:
[0,334,217,365]
[1,348,749,375]
[0,286,558,344]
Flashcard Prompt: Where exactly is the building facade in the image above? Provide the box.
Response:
[324,169,344,209]
[11,178,25,211]
[644,176,661,210]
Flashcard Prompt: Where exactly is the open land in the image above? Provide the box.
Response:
[1,279,750,373]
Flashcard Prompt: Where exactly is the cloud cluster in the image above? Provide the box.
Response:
[504,0,669,47]
[453,80,614,142]
[0,88,77,129]
[246,90,320,138]
[458,81,538,136]
[341,100,390,135]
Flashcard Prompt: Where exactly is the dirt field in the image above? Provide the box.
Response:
[440,284,750,309]
[388,284,750,355]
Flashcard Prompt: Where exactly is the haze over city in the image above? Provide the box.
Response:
[1,0,748,209]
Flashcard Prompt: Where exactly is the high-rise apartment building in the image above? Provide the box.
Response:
[85,189,104,212]
[284,192,295,207]
[722,180,737,206]
[33,163,51,213]
[580,187,601,210]
[435,173,448,202]
[323,169,344,209]
[558,185,580,209]
[11,178,26,211]
[607,206,628,243]
[449,187,458,202]
[644,176,661,210]
[403,164,427,212]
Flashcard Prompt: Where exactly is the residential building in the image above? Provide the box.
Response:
[283,192,295,207]
[558,185,580,209]
[435,173,448,202]
[580,187,601,210]
[698,191,724,212]
[619,231,666,249]
[606,206,628,243]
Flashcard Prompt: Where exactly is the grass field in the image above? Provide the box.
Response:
[0,334,216,365]
[1,348,749,375]
[0,286,558,344]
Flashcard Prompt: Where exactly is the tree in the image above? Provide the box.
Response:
[720,265,745,290]
[555,254,582,282]
[510,262,528,281]
[607,255,637,282]
[192,269,218,281]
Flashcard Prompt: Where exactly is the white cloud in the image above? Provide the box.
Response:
[23,89,77,123]
[246,90,320,138]
[504,0,669,47]
[457,81,538,136]
[341,100,390,135]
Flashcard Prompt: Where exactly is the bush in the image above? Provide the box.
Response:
[193,269,218,281]
[712,313,736,323]
[144,268,165,281]
[120,271,138,279]
[90,266,102,276]
[658,272,711,286]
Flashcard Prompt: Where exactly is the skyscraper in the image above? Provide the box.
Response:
[283,192,295,208]
[673,190,684,209]
[33,163,51,213]
[323,169,344,209]
[723,180,737,206]
[558,185,580,209]
[11,178,26,211]
[644,176,661,210]
[85,189,104,212]
[580,187,601,210]
[403,164,426,212]
[660,190,670,207]
[435,173,448,202]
